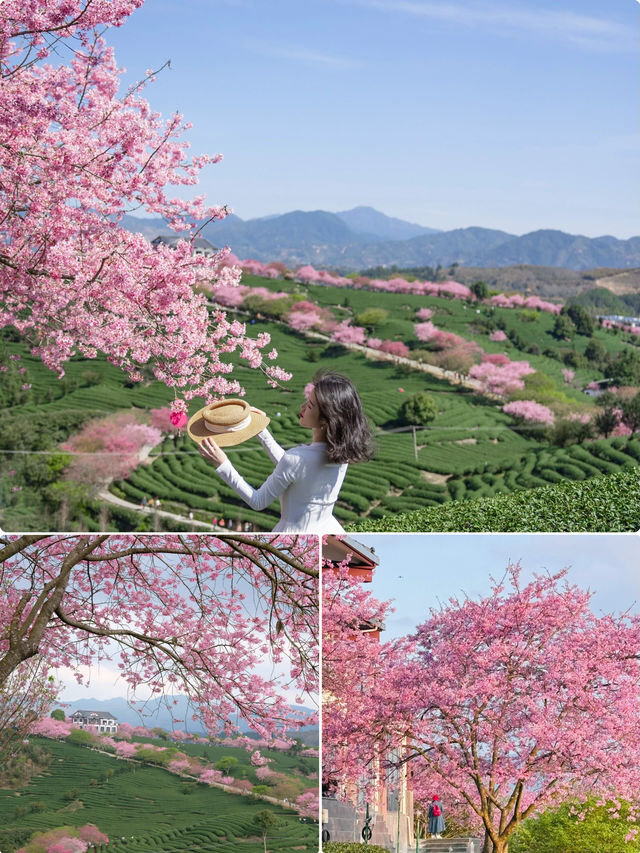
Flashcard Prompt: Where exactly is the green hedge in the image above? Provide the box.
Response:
[323,844,390,853]
[348,469,639,532]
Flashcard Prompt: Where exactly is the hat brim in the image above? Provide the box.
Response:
[187,406,270,447]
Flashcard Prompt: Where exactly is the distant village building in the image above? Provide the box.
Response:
[151,234,217,257]
[597,314,640,328]
[583,378,617,398]
[70,710,119,734]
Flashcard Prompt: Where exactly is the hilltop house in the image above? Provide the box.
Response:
[70,710,119,734]
[151,234,217,257]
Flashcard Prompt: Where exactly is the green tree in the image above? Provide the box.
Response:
[21,453,71,489]
[549,418,593,447]
[552,314,575,341]
[215,756,239,773]
[355,307,389,329]
[510,798,636,853]
[66,728,95,746]
[470,280,488,301]
[584,338,607,364]
[288,738,304,755]
[399,392,438,426]
[562,349,586,369]
[50,708,66,722]
[621,392,640,433]
[563,303,595,336]
[252,809,281,853]
[594,405,620,438]
[609,349,640,385]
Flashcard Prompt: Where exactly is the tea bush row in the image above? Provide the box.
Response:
[349,469,639,532]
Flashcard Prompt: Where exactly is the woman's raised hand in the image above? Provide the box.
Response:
[198,437,228,468]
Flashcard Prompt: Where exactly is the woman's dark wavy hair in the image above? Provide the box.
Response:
[312,370,375,464]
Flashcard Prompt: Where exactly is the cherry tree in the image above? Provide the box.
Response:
[325,565,639,853]
[331,321,367,346]
[0,535,318,738]
[489,294,561,314]
[470,360,535,396]
[0,1,282,414]
[503,400,555,426]
[378,340,410,358]
[322,564,393,798]
[61,411,162,486]
[0,658,59,765]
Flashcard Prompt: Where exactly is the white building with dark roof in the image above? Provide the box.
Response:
[70,710,119,734]
[151,234,217,257]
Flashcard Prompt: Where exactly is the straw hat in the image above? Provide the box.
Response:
[187,399,269,446]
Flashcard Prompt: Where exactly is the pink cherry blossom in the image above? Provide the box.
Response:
[503,400,555,425]
[470,360,535,396]
[323,563,640,852]
[2,536,319,739]
[331,321,367,345]
[0,3,280,405]
[415,308,433,321]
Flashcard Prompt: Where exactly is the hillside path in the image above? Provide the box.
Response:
[228,305,486,391]
[304,329,485,390]
[97,487,218,529]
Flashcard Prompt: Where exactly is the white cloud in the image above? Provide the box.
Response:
[244,39,363,69]
[353,1,634,51]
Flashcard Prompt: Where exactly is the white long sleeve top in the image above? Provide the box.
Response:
[215,428,348,533]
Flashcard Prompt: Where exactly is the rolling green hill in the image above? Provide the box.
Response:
[1,272,638,532]
[0,738,317,853]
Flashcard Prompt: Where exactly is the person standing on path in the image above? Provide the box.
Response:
[428,795,445,838]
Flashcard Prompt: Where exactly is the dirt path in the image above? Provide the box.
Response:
[97,487,218,530]
[300,329,485,391]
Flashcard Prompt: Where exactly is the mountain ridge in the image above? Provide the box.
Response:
[55,695,317,738]
[119,208,639,271]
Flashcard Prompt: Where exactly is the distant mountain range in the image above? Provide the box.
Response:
[55,696,317,743]
[120,206,640,272]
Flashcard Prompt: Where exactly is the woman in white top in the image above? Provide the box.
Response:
[198,371,375,533]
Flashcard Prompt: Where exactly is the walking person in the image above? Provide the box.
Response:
[193,370,374,533]
[428,795,445,838]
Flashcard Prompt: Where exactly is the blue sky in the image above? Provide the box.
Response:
[350,533,640,639]
[104,0,638,238]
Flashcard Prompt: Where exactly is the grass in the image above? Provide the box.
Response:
[2,273,638,532]
[0,738,317,853]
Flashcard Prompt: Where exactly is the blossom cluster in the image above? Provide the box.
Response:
[503,399,555,425]
[0,3,281,410]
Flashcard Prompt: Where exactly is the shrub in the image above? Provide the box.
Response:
[355,307,389,328]
[399,392,438,426]
[348,469,639,532]
[323,845,390,853]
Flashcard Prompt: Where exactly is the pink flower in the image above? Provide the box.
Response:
[503,400,555,425]
[169,411,188,428]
